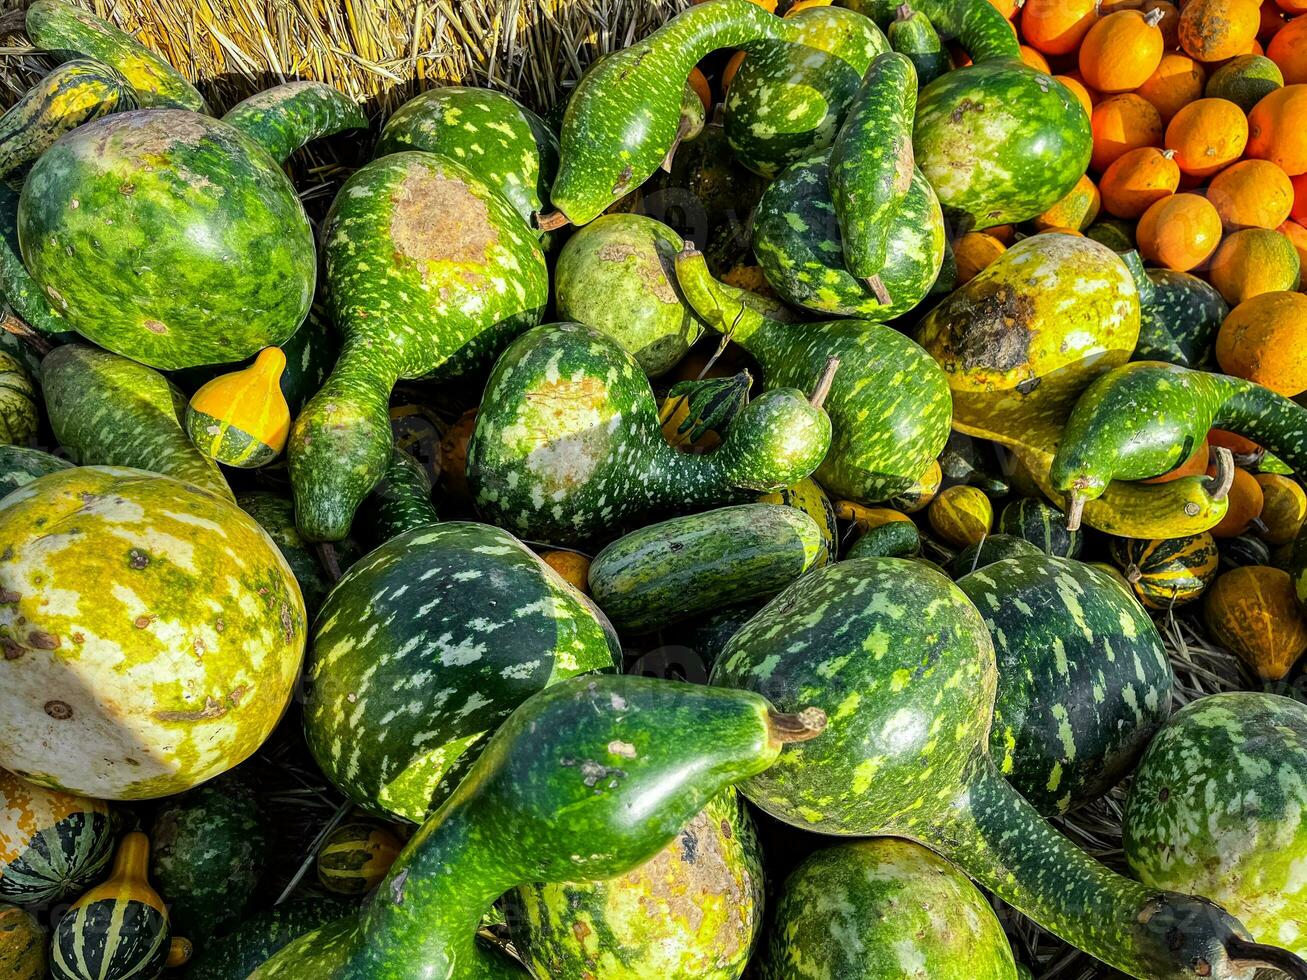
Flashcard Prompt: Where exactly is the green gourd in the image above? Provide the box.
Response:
[546,0,801,227]
[0,353,37,446]
[942,533,1041,577]
[42,345,233,501]
[253,675,826,980]
[588,503,827,634]
[711,557,1305,980]
[888,4,950,88]
[180,899,355,980]
[351,448,439,548]
[762,838,1018,979]
[467,322,833,545]
[1132,270,1228,371]
[674,247,951,504]
[659,371,753,451]
[829,52,918,296]
[997,498,1083,557]
[0,444,72,500]
[237,493,359,619]
[289,150,547,542]
[0,183,74,343]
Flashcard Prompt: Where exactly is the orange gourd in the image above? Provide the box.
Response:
[954,232,1007,284]
[1055,74,1096,116]
[1019,45,1051,72]
[1274,0,1305,13]
[1247,84,1307,175]
[1079,10,1167,93]
[1254,473,1307,544]
[1203,565,1307,679]
[1090,94,1164,172]
[1021,0,1099,54]
[1267,15,1307,84]
[1293,172,1307,222]
[1033,174,1101,230]
[1144,0,1182,43]
[1207,464,1264,537]
[986,224,1017,244]
[1207,159,1295,230]
[1280,218,1307,268]
[1178,0,1261,60]
[687,67,712,113]
[987,0,1024,18]
[1215,290,1307,395]
[185,347,290,468]
[439,405,478,503]
[541,550,592,594]
[1164,97,1249,177]
[722,50,747,92]
[1137,54,1207,124]
[1207,227,1302,305]
[1142,438,1210,483]
[1135,192,1224,270]
[1100,147,1181,218]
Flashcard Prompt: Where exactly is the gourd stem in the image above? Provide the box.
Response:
[1226,937,1307,979]
[1064,491,1086,531]
[768,706,828,743]
[0,310,52,356]
[534,211,570,232]
[863,274,891,305]
[1204,446,1234,501]
[896,3,913,19]
[810,358,840,410]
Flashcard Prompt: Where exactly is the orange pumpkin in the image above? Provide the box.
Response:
[1019,45,1051,72]
[1178,0,1261,60]
[987,224,1017,244]
[1247,84,1307,175]
[1267,14,1307,83]
[1100,147,1181,218]
[1280,218,1307,268]
[1055,74,1096,116]
[541,550,592,594]
[1033,174,1101,230]
[1137,53,1208,124]
[722,50,747,93]
[1215,290,1307,395]
[1142,438,1210,483]
[1206,464,1264,537]
[1164,97,1249,177]
[1136,193,1224,270]
[1203,565,1307,679]
[1091,94,1164,172]
[1207,159,1295,230]
[987,0,1024,18]
[1207,227,1302,305]
[1254,473,1307,544]
[1208,428,1263,461]
[954,231,1007,284]
[1079,10,1167,93]
[1021,0,1099,54]
[687,67,712,113]
[1144,0,1182,44]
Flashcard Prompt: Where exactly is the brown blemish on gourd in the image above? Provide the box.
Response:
[44,700,73,720]
[596,242,678,304]
[143,320,168,335]
[96,110,213,160]
[524,376,610,490]
[949,99,984,124]
[153,696,229,723]
[390,172,496,286]
[950,285,1037,375]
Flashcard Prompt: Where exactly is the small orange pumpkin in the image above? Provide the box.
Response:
[1247,84,1307,176]
[541,550,592,593]
[1143,0,1182,44]
[1206,464,1264,537]
[1079,10,1167,93]
[1137,54,1207,124]
[1178,0,1261,61]
[1100,147,1181,218]
[1215,290,1307,395]
[1267,14,1307,83]
[1090,94,1164,172]
[1204,565,1307,679]
[1279,218,1307,268]
[1021,0,1099,54]
[1033,174,1101,230]
[1206,227,1302,305]
[1135,193,1224,270]
[954,232,1007,284]
[1164,97,1250,178]
[1254,473,1307,544]
[1207,159,1295,230]
[1055,74,1096,116]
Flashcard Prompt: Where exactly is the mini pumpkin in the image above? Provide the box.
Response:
[928,485,993,549]
[1136,193,1223,270]
[185,347,291,468]
[1247,84,1307,176]
[1137,53,1207,124]
[954,232,1007,284]
[1266,14,1307,84]
[0,769,114,906]
[1207,228,1302,306]
[1178,0,1260,61]
[316,822,403,896]
[1109,532,1220,609]
[1204,565,1307,679]
[1207,159,1294,231]
[1090,94,1164,173]
[1080,9,1166,93]
[1164,97,1249,179]
[1209,464,1265,538]
[1100,147,1180,218]
[1022,0,1099,55]
[1206,54,1284,111]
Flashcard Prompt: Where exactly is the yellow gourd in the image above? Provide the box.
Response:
[1255,473,1307,545]
[760,478,838,565]
[928,486,993,548]
[185,348,291,468]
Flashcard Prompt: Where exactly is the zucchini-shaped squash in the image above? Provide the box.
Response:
[468,322,832,545]
[1204,566,1307,681]
[0,444,70,501]
[0,353,37,446]
[316,824,402,897]
[51,832,190,980]
[888,4,950,87]
[177,899,354,980]
[997,498,1083,557]
[0,768,113,906]
[504,790,763,980]
[710,557,1302,979]
[0,902,44,978]
[253,675,825,979]
[588,504,827,634]
[762,838,1017,979]
[0,60,136,181]
[1108,531,1219,610]
[846,518,922,559]
[659,371,753,453]
[185,348,290,468]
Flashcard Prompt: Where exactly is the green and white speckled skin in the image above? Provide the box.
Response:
[351,447,439,548]
[555,214,703,377]
[42,345,232,501]
[588,503,826,634]
[221,81,366,165]
[725,6,887,179]
[0,444,71,500]
[1133,270,1228,371]
[468,322,831,545]
[256,676,795,980]
[674,249,950,503]
[503,790,765,980]
[762,837,1018,980]
[753,152,944,319]
[183,898,355,980]
[958,556,1172,815]
[0,183,74,343]
[1125,693,1307,957]
[375,86,558,228]
[712,557,1270,980]
[290,150,547,543]
[838,0,1020,65]
[0,466,306,800]
[237,493,360,618]
[0,352,37,445]
[303,521,620,823]
[551,0,799,225]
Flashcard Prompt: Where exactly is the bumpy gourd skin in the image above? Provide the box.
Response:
[221,81,367,165]
[253,675,804,980]
[468,322,831,545]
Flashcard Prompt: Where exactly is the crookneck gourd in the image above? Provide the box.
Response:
[289,150,548,542]
[674,247,950,504]
[712,557,1307,980]
[467,322,833,545]
[18,81,363,371]
[253,675,825,980]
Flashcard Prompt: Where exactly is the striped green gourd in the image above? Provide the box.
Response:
[375,86,558,229]
[659,372,752,452]
[957,556,1172,815]
[303,521,620,823]
[1132,270,1228,371]
[888,4,950,87]
[0,902,44,978]
[316,824,402,896]
[942,533,1040,577]
[761,838,1018,979]
[1125,693,1307,964]
[0,352,37,445]
[0,767,113,905]
[18,83,364,370]
[724,6,887,178]
[0,59,136,181]
[503,790,764,980]
[588,503,827,634]
[0,444,71,501]
[752,151,945,320]
[468,322,832,545]
[289,150,547,543]
[236,493,359,619]
[674,247,950,504]
[25,0,206,111]
[350,448,439,549]
[184,347,290,469]
[42,345,233,501]
[0,183,76,343]
[547,0,800,226]
[997,498,1083,558]
[0,467,305,800]
[846,518,923,559]
[1109,532,1220,610]
[711,557,1302,979]
[179,898,355,980]
[253,675,825,980]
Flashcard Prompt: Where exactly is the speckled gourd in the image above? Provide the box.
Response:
[0,444,71,500]
[0,352,37,446]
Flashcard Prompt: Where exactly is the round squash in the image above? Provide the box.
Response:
[1220,533,1274,569]
[1208,465,1264,537]
[1165,98,1250,179]
[953,232,1006,285]
[1055,74,1096,117]
[1109,532,1219,609]
[185,347,291,468]
[759,477,838,566]
[1080,10,1166,93]
[1247,84,1307,176]
[1267,14,1307,83]
[1022,0,1099,55]
[928,485,993,549]
[1255,473,1307,545]
[1207,55,1285,111]
[1100,147,1180,218]
[1136,193,1223,271]
[1204,565,1307,679]
[1207,159,1294,231]
[996,497,1083,557]
[1178,0,1261,60]
[1207,227,1302,306]
[1137,53,1207,125]
[539,550,591,594]
[316,823,402,896]
[0,769,113,905]
[0,903,43,978]
[1090,94,1163,173]
[1216,291,1307,396]
[0,467,307,800]
[0,354,37,447]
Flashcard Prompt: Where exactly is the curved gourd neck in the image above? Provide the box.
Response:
[222,82,367,166]
[836,0,1020,61]
[672,248,782,367]
[1215,373,1307,476]
[109,831,150,883]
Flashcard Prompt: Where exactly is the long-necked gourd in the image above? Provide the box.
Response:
[545,0,802,227]
[1052,361,1307,527]
[674,247,950,504]
[17,82,365,371]
[350,447,440,548]
[711,557,1307,980]
[254,675,826,980]
[289,150,548,543]
[468,322,833,545]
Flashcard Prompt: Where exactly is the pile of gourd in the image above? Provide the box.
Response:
[2,0,1307,978]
